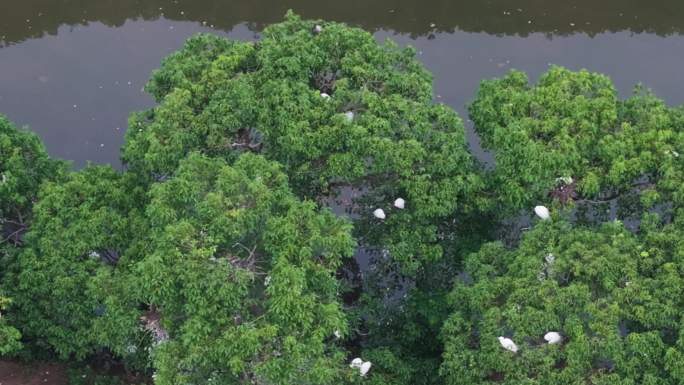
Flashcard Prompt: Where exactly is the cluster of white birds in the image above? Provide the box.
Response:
[373,198,406,220]
[350,358,372,376]
[534,205,550,220]
[498,331,563,353]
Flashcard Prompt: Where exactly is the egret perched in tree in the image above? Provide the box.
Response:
[350,358,363,368]
[498,336,518,353]
[344,111,354,122]
[545,253,555,264]
[394,198,405,209]
[313,24,323,34]
[534,205,550,220]
[373,208,386,219]
[350,358,372,376]
[360,361,372,376]
[544,332,562,344]
[320,92,330,99]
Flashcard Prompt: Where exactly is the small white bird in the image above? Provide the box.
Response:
[545,254,555,264]
[344,111,355,122]
[393,198,406,209]
[544,331,562,344]
[349,358,363,368]
[359,361,372,376]
[334,330,342,339]
[264,276,271,286]
[373,208,386,220]
[313,24,323,34]
[534,205,550,220]
[498,336,518,353]
[320,92,330,99]
[0,173,6,184]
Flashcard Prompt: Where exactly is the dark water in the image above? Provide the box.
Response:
[2,0,684,167]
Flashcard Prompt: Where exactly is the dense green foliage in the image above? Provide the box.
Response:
[3,12,684,385]
[470,66,684,218]
[135,153,354,384]
[0,115,66,232]
[0,114,65,356]
[439,66,684,384]
[8,166,146,359]
[442,218,684,384]
[122,12,485,274]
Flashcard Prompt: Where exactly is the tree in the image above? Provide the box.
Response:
[122,12,486,274]
[439,66,684,384]
[441,217,684,384]
[0,114,65,357]
[0,295,21,355]
[130,152,355,384]
[6,166,147,360]
[469,66,684,221]
[0,114,66,245]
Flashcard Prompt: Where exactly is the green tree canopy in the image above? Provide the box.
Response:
[0,115,65,357]
[133,153,355,384]
[0,296,21,355]
[0,114,65,245]
[122,12,485,273]
[7,166,146,359]
[441,217,684,385]
[470,66,684,219]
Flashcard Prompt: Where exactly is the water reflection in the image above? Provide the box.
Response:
[3,0,684,48]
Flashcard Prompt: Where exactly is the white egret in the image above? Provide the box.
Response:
[320,92,330,99]
[498,336,518,353]
[334,330,341,339]
[344,111,355,122]
[313,24,323,34]
[544,331,562,344]
[534,205,550,220]
[545,254,555,264]
[360,361,372,376]
[394,198,406,209]
[373,208,386,220]
[350,358,363,368]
